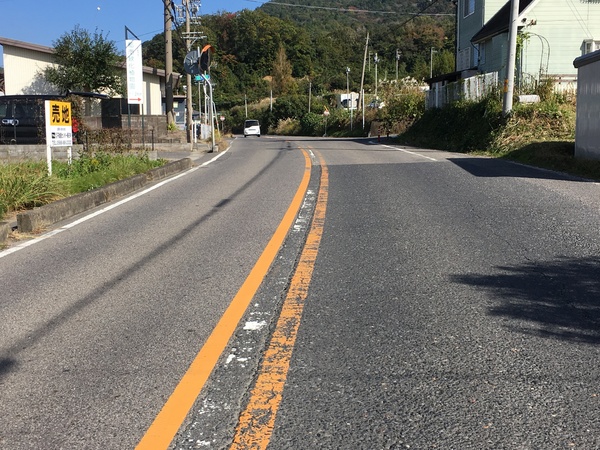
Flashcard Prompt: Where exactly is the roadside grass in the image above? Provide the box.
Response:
[497,141,600,180]
[397,91,600,181]
[0,152,166,222]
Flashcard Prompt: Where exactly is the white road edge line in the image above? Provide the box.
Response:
[0,149,229,259]
[384,144,437,161]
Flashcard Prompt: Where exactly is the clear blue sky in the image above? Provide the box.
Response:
[0,0,259,60]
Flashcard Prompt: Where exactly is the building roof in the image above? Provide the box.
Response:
[470,0,537,44]
[0,36,173,78]
[574,49,600,69]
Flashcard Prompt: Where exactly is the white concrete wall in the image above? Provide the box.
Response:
[144,72,163,116]
[3,46,58,95]
[574,51,600,160]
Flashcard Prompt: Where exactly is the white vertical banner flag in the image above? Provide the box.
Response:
[126,39,143,105]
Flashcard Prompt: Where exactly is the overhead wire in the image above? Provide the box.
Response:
[243,0,454,16]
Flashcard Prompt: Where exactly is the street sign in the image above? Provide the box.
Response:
[45,100,73,147]
[184,50,201,75]
[194,73,211,84]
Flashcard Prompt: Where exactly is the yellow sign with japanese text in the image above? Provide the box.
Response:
[45,100,73,147]
[48,100,72,127]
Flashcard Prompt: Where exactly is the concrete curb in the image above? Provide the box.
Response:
[13,158,193,235]
[0,222,9,246]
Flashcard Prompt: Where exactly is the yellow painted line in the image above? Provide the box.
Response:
[230,149,328,449]
[136,149,313,450]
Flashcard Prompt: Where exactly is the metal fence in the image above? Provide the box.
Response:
[426,72,499,109]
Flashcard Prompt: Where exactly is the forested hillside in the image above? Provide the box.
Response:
[142,0,456,108]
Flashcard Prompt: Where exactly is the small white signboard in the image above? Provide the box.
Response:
[45,100,73,175]
[126,39,144,105]
[45,100,73,147]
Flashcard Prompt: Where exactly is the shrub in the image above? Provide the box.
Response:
[300,112,326,136]
[399,92,504,152]
[273,118,302,135]
[0,162,67,215]
[380,89,426,133]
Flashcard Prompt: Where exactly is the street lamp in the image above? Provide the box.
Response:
[396,49,401,82]
[346,66,353,131]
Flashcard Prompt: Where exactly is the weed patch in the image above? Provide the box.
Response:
[0,152,165,221]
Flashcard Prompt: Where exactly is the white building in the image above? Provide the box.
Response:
[0,37,170,116]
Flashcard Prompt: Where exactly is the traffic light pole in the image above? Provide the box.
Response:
[208,79,215,152]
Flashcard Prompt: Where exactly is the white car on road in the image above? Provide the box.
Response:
[244,119,261,137]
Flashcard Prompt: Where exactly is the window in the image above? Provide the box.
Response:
[463,0,475,17]
[478,43,486,65]
[457,47,471,71]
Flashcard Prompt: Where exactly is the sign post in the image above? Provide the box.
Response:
[45,100,73,176]
[201,73,216,152]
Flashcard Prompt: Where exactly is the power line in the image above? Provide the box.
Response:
[244,0,454,16]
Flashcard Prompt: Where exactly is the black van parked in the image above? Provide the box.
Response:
[0,92,107,145]
[0,95,57,144]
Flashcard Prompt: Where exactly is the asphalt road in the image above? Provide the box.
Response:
[264,140,600,449]
[2,136,600,449]
[178,137,600,449]
[0,136,307,449]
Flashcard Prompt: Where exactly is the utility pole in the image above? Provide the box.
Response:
[164,0,174,127]
[346,67,352,131]
[396,48,401,82]
[359,32,369,112]
[429,47,437,79]
[176,0,204,143]
[503,0,520,116]
[374,53,379,99]
[184,0,192,143]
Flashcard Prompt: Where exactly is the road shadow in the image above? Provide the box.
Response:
[0,149,289,380]
[451,256,600,344]
[448,157,587,181]
[0,357,18,376]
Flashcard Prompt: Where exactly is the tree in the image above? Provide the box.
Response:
[44,26,123,98]
[272,45,294,95]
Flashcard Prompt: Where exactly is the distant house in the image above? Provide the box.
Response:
[456,0,506,75]
[460,0,600,87]
[429,0,600,108]
[0,37,173,116]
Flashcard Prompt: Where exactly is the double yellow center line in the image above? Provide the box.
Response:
[231,149,328,448]
[137,148,328,449]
